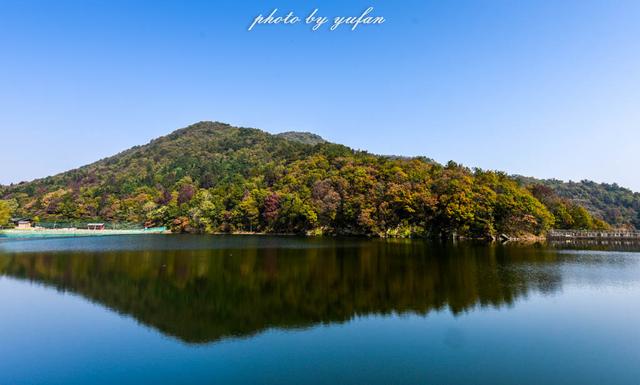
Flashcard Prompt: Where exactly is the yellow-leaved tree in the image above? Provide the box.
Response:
[0,200,13,227]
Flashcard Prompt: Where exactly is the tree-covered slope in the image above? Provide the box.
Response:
[1,121,614,237]
[515,176,640,229]
[275,131,327,145]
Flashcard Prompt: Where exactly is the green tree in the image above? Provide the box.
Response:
[0,200,12,226]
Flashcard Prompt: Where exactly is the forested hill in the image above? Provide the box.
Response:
[0,121,623,238]
[275,131,326,145]
[514,176,640,229]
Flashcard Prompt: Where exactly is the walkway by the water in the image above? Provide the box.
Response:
[548,229,640,240]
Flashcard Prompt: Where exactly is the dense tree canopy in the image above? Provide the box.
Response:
[1,121,615,237]
[516,176,640,229]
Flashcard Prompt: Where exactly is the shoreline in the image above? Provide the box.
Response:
[3,230,639,248]
[0,227,168,239]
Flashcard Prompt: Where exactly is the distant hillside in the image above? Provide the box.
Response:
[515,176,640,229]
[276,131,327,145]
[0,121,618,237]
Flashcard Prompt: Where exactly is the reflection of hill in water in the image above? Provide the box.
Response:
[0,238,564,344]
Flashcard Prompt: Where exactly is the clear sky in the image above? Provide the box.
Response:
[2,0,639,191]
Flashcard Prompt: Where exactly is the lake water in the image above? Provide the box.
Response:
[1,235,639,384]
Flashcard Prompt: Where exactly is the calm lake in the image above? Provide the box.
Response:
[1,235,639,384]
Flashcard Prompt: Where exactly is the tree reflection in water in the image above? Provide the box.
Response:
[0,237,564,344]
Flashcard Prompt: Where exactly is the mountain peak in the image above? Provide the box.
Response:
[276,131,327,145]
[163,122,327,147]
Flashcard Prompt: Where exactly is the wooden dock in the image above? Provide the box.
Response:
[547,229,640,240]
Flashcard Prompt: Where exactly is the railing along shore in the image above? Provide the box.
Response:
[547,229,640,240]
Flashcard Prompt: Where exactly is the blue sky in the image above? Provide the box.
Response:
[2,0,639,190]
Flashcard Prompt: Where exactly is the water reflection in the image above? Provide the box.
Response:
[0,236,601,344]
